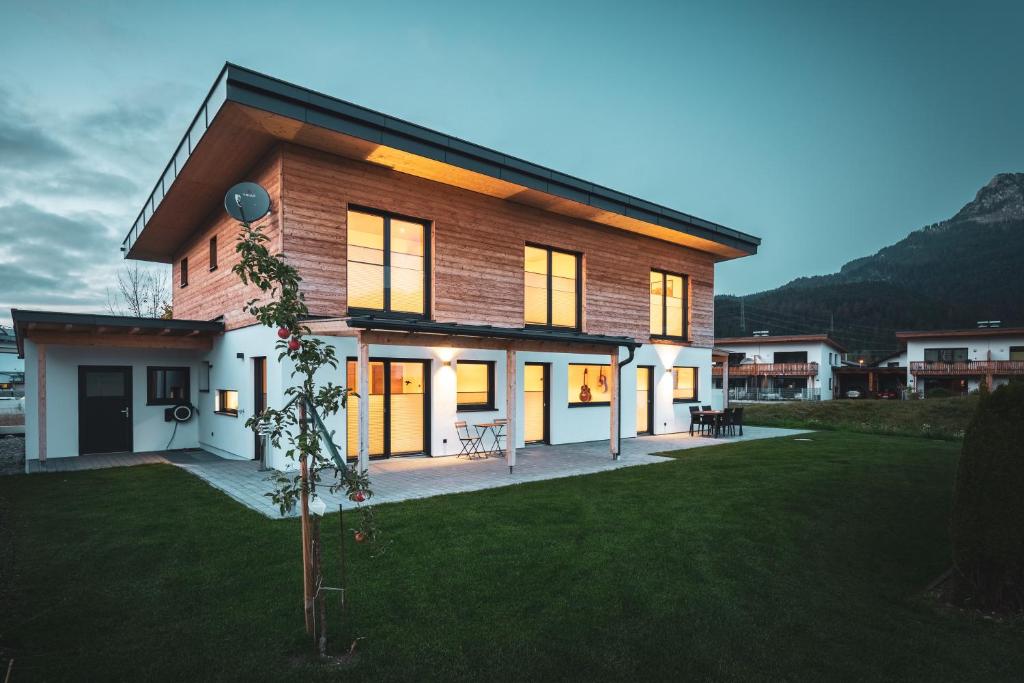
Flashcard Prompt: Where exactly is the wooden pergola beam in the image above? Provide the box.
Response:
[359,330,621,357]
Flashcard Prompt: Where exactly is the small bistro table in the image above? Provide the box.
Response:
[474,421,506,457]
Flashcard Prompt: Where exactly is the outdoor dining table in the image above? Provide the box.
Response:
[695,410,725,438]
[474,421,506,457]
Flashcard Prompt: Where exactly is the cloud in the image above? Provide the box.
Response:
[0,90,76,168]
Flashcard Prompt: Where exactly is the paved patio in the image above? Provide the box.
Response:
[25,426,807,517]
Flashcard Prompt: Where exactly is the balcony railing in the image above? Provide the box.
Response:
[909,360,1024,376]
[712,362,819,377]
[727,387,821,402]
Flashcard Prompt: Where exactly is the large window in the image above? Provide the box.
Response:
[146,367,190,405]
[650,270,687,338]
[456,360,495,411]
[1010,346,1024,361]
[347,208,429,316]
[525,245,579,329]
[924,348,968,362]
[215,389,239,416]
[568,363,611,406]
[774,351,808,363]
[672,366,698,402]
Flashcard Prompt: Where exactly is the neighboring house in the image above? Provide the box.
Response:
[12,64,760,471]
[832,354,908,399]
[712,334,846,401]
[897,325,1024,396]
[0,327,25,397]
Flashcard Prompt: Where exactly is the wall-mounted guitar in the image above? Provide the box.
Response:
[597,366,608,394]
[579,368,593,403]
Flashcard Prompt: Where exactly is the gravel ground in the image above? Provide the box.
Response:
[0,436,25,475]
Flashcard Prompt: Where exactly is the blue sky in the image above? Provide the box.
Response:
[1,0,1022,321]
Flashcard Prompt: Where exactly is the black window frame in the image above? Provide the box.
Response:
[774,351,808,364]
[209,235,218,271]
[671,365,699,403]
[346,205,432,320]
[567,362,612,408]
[455,360,496,412]
[180,257,188,288]
[649,269,689,341]
[215,389,239,417]
[924,347,968,363]
[146,366,191,406]
[524,243,582,331]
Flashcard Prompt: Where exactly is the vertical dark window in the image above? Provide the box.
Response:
[180,257,189,287]
[209,236,218,271]
[147,367,190,405]
[524,244,580,329]
[346,208,429,316]
[650,270,688,338]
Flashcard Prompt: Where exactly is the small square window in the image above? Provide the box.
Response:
[672,366,698,402]
[147,367,190,405]
[568,363,612,406]
[456,361,495,411]
[215,389,239,416]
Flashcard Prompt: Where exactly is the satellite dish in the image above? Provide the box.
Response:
[224,182,271,222]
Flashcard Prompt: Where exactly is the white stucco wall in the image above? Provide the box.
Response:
[715,340,842,399]
[905,334,1024,393]
[23,340,203,460]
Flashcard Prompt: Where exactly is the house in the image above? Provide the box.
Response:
[832,354,908,399]
[897,324,1024,396]
[712,334,845,401]
[12,63,760,472]
[0,327,24,397]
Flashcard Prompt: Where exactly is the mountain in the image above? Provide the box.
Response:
[715,173,1024,356]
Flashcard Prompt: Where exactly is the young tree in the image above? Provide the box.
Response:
[106,264,171,318]
[232,219,379,657]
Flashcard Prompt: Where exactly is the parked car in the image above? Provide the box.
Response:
[845,389,862,399]
[876,389,898,399]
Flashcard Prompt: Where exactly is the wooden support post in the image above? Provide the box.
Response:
[357,338,370,473]
[722,362,730,409]
[985,373,994,391]
[298,400,314,635]
[505,348,516,473]
[609,348,619,459]
[38,344,46,462]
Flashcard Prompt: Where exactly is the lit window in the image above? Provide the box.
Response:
[650,270,687,338]
[347,209,428,316]
[215,389,239,416]
[672,367,697,402]
[568,363,611,406]
[456,361,494,411]
[525,245,579,329]
[147,367,190,405]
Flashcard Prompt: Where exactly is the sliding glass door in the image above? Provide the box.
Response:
[346,358,429,459]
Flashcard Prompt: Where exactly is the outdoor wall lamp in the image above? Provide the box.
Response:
[442,360,452,367]
[237,352,245,360]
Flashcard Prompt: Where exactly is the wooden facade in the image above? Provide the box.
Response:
[173,143,718,347]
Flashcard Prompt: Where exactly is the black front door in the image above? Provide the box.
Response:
[78,366,133,455]
[253,357,267,461]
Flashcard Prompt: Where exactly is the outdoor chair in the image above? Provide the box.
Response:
[732,407,744,436]
[455,420,483,458]
[721,408,737,437]
[490,418,509,454]
[688,405,702,436]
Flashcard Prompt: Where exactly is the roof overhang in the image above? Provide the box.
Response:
[895,327,1024,342]
[715,335,848,354]
[307,315,639,355]
[123,63,761,264]
[12,309,224,358]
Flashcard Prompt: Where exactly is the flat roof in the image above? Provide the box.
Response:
[346,315,639,349]
[123,63,760,263]
[11,309,224,357]
[715,334,847,353]
[895,326,1024,341]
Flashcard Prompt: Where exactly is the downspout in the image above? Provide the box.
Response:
[615,344,637,459]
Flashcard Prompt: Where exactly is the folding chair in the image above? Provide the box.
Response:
[455,420,483,458]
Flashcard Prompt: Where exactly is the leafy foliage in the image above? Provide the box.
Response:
[949,383,1024,613]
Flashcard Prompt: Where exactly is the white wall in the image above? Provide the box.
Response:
[716,340,842,399]
[905,334,1024,393]
[23,340,202,460]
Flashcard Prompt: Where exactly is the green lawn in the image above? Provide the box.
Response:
[1,432,1020,681]
[742,396,977,440]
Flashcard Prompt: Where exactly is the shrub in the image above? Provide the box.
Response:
[927,387,953,399]
[949,383,1024,613]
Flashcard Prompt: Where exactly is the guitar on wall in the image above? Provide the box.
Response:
[579,368,593,403]
[597,366,608,394]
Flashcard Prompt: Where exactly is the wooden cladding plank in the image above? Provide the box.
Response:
[279,145,717,347]
[26,332,214,351]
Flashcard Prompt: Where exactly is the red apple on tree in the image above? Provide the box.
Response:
[277,326,290,339]
[288,337,301,352]
[354,531,366,543]
[352,491,366,503]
